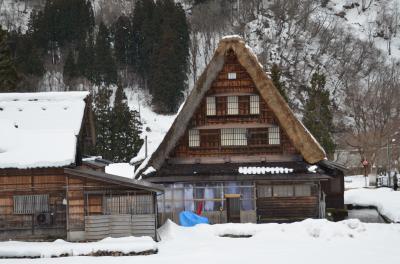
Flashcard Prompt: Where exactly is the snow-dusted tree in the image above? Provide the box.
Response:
[93,86,113,160]
[303,71,335,159]
[111,84,143,162]
[0,27,17,92]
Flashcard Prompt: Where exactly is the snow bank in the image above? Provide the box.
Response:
[345,188,400,223]
[2,220,400,263]
[105,163,135,179]
[0,236,157,258]
[0,92,89,169]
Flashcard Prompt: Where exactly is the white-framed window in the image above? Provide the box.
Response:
[250,95,260,114]
[188,129,200,147]
[13,194,49,214]
[268,126,280,145]
[228,72,237,79]
[206,96,216,116]
[227,96,239,115]
[221,128,247,146]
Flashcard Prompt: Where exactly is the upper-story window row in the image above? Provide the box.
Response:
[206,95,260,116]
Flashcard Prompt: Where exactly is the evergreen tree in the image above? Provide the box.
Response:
[63,50,78,83]
[76,38,94,80]
[270,63,288,102]
[303,71,335,158]
[113,15,132,66]
[111,84,143,162]
[10,32,44,77]
[149,0,189,113]
[0,27,18,92]
[93,87,113,160]
[93,22,117,85]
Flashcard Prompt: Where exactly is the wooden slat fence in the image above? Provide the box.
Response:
[85,214,156,241]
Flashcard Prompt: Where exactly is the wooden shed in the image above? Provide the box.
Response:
[0,92,163,241]
[134,36,345,225]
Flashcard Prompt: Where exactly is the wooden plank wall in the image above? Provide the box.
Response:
[257,196,319,223]
[0,168,67,240]
[85,214,156,241]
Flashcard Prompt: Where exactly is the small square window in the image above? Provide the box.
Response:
[206,97,216,116]
[228,72,237,79]
[189,129,200,147]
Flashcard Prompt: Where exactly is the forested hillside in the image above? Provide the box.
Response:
[1,0,400,166]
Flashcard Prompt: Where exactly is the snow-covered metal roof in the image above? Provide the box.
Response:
[0,91,89,169]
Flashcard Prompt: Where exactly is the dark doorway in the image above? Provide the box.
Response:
[225,194,240,223]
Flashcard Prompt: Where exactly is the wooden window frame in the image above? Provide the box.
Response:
[249,95,260,114]
[188,129,200,148]
[221,128,247,146]
[268,126,280,145]
[228,72,237,80]
[13,194,49,214]
[227,96,239,115]
[206,96,216,116]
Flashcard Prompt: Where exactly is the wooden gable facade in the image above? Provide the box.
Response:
[139,36,345,225]
[171,49,298,161]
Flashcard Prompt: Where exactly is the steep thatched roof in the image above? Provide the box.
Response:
[135,36,326,178]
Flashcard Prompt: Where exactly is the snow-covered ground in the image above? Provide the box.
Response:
[0,236,157,258]
[344,175,369,189]
[345,188,400,223]
[1,219,400,263]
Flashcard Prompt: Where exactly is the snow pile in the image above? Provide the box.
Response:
[345,175,369,189]
[307,165,318,173]
[0,92,88,169]
[238,166,294,175]
[0,236,157,258]
[345,188,400,223]
[105,163,135,179]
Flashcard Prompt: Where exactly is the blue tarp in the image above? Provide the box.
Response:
[179,211,209,227]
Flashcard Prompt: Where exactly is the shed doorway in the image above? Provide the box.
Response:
[225,194,241,223]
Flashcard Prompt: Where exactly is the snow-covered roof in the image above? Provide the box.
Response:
[0,91,89,169]
[105,163,135,179]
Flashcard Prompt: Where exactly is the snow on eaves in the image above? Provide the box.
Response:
[0,92,89,169]
[238,166,294,175]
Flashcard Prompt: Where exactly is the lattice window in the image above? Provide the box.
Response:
[188,129,200,147]
[273,185,294,197]
[103,194,154,215]
[294,185,311,196]
[206,96,216,116]
[228,72,237,79]
[250,95,260,114]
[227,96,239,115]
[268,126,280,145]
[221,128,247,146]
[13,194,49,214]
[257,185,272,197]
